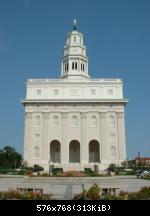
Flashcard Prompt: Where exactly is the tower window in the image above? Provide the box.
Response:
[81,63,82,71]
[37,89,41,95]
[75,62,77,69]
[72,62,74,69]
[83,64,85,71]
[91,89,96,95]
[64,63,68,72]
[54,89,58,95]
[74,36,76,42]
[67,63,69,71]
[108,89,113,95]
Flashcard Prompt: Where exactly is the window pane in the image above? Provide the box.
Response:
[54,89,58,95]
[34,146,40,158]
[91,116,97,127]
[109,115,115,127]
[91,89,95,95]
[37,89,41,95]
[111,146,116,158]
[53,116,59,127]
[72,116,78,127]
[35,116,40,126]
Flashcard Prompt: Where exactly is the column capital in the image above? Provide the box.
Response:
[25,112,32,119]
[116,112,124,119]
[43,113,49,120]
[100,112,107,119]
[62,112,68,119]
[81,112,87,119]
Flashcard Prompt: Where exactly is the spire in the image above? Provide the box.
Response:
[60,20,89,80]
[73,19,77,30]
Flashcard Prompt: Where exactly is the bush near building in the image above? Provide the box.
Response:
[74,183,101,200]
[0,190,54,200]
[74,184,150,200]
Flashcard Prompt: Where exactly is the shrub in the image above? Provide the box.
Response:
[73,191,90,200]
[17,169,27,175]
[24,167,33,172]
[141,175,150,180]
[123,187,150,200]
[124,170,135,175]
[109,164,116,172]
[0,190,22,200]
[33,164,44,172]
[86,183,101,200]
[73,183,101,200]
[41,173,51,177]
[0,190,54,200]
[94,164,99,173]
[52,168,63,176]
[84,168,99,176]
[102,194,123,200]
[62,171,85,177]
[0,169,12,174]
[84,168,93,176]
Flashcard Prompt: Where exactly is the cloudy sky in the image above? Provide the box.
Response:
[0,0,150,159]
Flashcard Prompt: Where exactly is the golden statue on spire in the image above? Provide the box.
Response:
[73,19,77,30]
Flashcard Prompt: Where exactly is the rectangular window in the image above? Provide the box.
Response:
[54,89,58,95]
[91,89,96,95]
[70,89,80,96]
[37,89,41,95]
[108,89,113,95]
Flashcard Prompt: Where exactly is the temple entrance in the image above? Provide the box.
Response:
[89,140,100,162]
[50,140,60,163]
[69,140,80,163]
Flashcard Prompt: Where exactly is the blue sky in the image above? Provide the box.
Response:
[0,0,150,159]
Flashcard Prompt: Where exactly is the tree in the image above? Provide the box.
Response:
[0,146,22,169]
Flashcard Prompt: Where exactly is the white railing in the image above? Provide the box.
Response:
[27,78,122,83]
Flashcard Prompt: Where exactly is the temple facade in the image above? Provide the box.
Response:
[22,20,127,172]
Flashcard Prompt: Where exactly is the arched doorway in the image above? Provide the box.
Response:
[69,140,80,163]
[89,140,100,162]
[50,140,60,163]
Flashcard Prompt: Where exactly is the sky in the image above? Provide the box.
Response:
[0,0,150,159]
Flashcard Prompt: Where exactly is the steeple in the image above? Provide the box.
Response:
[60,19,89,80]
[73,19,77,30]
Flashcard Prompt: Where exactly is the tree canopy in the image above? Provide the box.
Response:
[0,146,22,169]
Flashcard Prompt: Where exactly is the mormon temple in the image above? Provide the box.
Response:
[22,20,127,172]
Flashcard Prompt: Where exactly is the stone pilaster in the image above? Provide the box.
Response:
[117,112,126,161]
[61,112,68,163]
[100,112,107,162]
[81,112,88,164]
[24,112,32,164]
[42,113,49,161]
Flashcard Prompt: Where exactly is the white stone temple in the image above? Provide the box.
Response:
[22,20,128,172]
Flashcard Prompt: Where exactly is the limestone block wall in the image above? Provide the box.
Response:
[23,103,126,170]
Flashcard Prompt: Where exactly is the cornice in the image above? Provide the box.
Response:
[21,98,128,105]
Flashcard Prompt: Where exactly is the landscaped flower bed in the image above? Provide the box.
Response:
[0,190,53,200]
